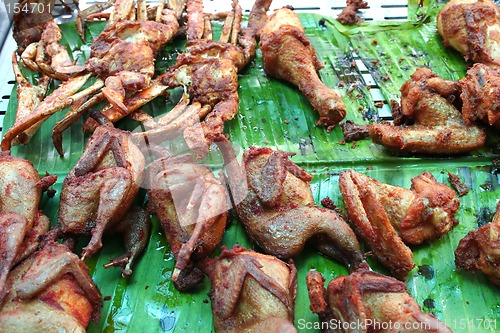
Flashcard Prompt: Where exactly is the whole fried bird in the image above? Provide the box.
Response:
[455,202,500,286]
[339,169,460,280]
[201,245,297,333]
[306,269,452,333]
[260,7,346,131]
[224,146,364,272]
[0,240,102,332]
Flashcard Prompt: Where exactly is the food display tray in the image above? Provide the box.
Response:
[1,0,499,332]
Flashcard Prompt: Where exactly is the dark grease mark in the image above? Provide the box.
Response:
[418,265,435,280]
[480,181,493,191]
[477,207,493,228]
[318,18,327,29]
[424,298,436,309]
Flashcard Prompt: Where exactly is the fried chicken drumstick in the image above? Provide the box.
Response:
[223,146,364,271]
[369,68,486,154]
[339,169,460,280]
[455,202,500,286]
[437,0,500,69]
[260,8,346,131]
[306,269,452,333]
[201,245,297,333]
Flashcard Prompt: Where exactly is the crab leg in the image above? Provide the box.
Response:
[155,0,166,22]
[11,52,50,146]
[52,91,106,156]
[231,0,242,44]
[76,0,115,41]
[203,15,213,40]
[137,0,147,21]
[219,12,234,43]
[186,0,205,41]
[1,72,93,151]
[111,0,135,23]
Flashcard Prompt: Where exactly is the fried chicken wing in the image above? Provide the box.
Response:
[455,202,500,285]
[339,169,459,280]
[306,269,452,333]
[58,126,149,277]
[260,8,346,131]
[460,62,500,129]
[369,68,486,154]
[0,151,56,303]
[200,245,297,333]
[437,0,500,69]
[147,154,228,290]
[0,240,102,332]
[224,146,364,271]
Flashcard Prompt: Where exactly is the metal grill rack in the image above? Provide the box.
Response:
[0,0,409,134]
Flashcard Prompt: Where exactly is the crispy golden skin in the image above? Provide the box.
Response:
[306,269,452,333]
[0,241,102,332]
[339,169,459,280]
[0,151,56,303]
[228,147,364,271]
[461,62,500,129]
[201,245,297,333]
[369,68,486,154]
[147,154,228,290]
[260,8,346,131]
[455,202,500,285]
[437,0,500,69]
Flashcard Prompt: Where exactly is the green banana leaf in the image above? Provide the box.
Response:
[2,0,499,332]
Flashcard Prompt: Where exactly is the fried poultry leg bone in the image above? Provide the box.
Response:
[57,125,149,277]
[339,169,460,280]
[0,240,102,332]
[455,202,500,286]
[200,245,297,333]
[437,0,500,69]
[221,146,364,271]
[306,269,452,333]
[1,0,185,154]
[0,151,57,303]
[84,0,273,159]
[369,67,486,154]
[260,7,346,131]
[147,153,228,290]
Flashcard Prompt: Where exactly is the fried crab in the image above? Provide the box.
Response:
[455,202,500,286]
[83,0,273,158]
[260,7,346,131]
[147,153,228,290]
[0,239,102,332]
[222,146,365,271]
[437,0,500,69]
[0,151,56,303]
[200,245,297,333]
[306,269,452,333]
[57,125,150,277]
[2,0,186,154]
[339,169,460,280]
[369,68,486,154]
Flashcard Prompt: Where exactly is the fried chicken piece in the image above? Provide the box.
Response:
[437,0,500,69]
[339,169,460,279]
[460,63,500,129]
[337,0,368,25]
[260,8,346,131]
[200,245,297,333]
[224,146,364,272]
[369,68,486,154]
[306,269,452,333]
[455,202,500,285]
[147,154,228,290]
[0,240,102,332]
